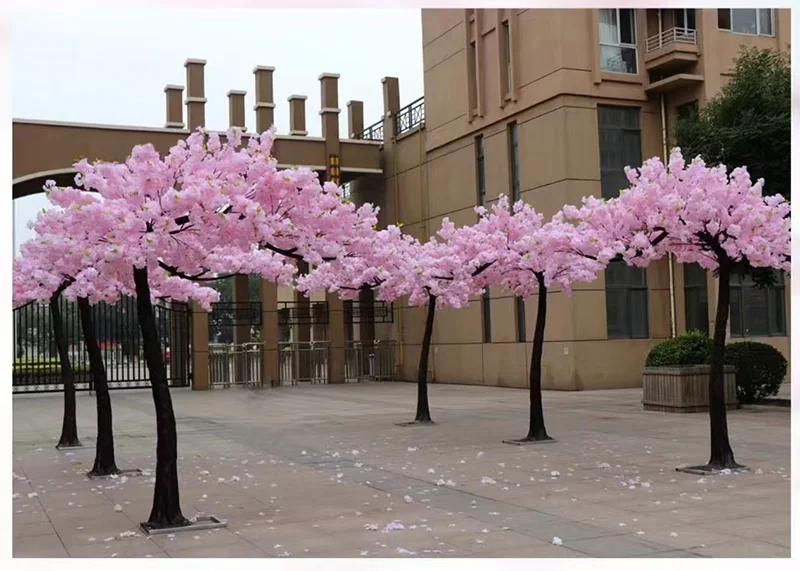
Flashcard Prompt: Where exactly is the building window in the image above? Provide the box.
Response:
[508,122,520,202]
[605,259,649,339]
[515,297,526,342]
[718,9,774,37]
[683,263,709,335]
[730,270,786,337]
[468,40,479,114]
[501,19,512,95]
[475,135,486,206]
[599,8,638,74]
[598,106,642,200]
[482,288,492,343]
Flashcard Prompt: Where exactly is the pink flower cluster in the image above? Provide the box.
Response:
[15,136,790,319]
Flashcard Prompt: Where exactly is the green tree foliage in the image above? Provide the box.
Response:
[675,46,790,201]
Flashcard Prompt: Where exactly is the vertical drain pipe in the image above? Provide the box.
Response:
[392,116,405,372]
[661,93,677,338]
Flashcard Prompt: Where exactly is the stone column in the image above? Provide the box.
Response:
[164,85,185,129]
[191,301,210,390]
[288,95,308,136]
[260,279,280,387]
[184,59,207,130]
[319,72,346,384]
[253,66,275,133]
[347,100,364,139]
[227,90,247,131]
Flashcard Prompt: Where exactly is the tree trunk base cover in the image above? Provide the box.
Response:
[503,437,557,446]
[676,464,749,475]
[55,441,84,450]
[139,515,227,536]
[396,420,436,427]
[87,467,143,480]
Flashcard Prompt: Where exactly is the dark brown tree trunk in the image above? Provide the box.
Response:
[701,261,742,470]
[414,293,437,424]
[133,266,189,529]
[77,297,119,477]
[51,293,81,449]
[523,275,552,442]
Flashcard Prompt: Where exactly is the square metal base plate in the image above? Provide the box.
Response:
[86,468,143,480]
[55,443,85,450]
[396,420,436,427]
[502,438,558,446]
[140,515,227,536]
[676,465,750,475]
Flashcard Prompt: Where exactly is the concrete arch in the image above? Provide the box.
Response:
[13,168,79,200]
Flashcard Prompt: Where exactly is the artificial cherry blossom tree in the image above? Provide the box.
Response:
[478,196,611,443]
[568,149,791,471]
[46,126,379,529]
[396,220,504,425]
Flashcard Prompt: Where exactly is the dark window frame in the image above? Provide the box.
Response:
[605,258,649,339]
[683,263,709,335]
[482,288,492,343]
[598,105,642,200]
[729,269,786,338]
[717,8,774,37]
[515,296,526,342]
[508,122,520,202]
[475,135,486,206]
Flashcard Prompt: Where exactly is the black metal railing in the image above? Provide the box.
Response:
[209,302,262,327]
[278,301,329,325]
[395,97,425,136]
[12,298,192,393]
[344,301,394,324]
[358,120,384,142]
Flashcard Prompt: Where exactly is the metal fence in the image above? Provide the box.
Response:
[209,342,265,389]
[345,340,396,382]
[278,341,330,385]
[13,298,192,394]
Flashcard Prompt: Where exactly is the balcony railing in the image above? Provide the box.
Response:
[278,301,329,325]
[646,27,697,53]
[395,97,425,136]
[358,120,384,142]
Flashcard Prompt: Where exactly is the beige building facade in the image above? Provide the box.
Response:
[351,8,791,390]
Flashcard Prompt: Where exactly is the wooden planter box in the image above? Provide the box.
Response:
[643,365,738,413]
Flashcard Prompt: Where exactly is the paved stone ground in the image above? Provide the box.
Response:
[12,383,791,558]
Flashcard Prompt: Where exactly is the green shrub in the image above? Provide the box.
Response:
[645,331,712,367]
[724,342,787,404]
[13,358,87,375]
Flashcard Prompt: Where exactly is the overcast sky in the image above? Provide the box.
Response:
[12,8,424,254]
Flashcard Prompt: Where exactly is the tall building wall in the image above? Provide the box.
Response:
[359,8,791,389]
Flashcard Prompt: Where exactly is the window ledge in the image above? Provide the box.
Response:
[600,71,644,84]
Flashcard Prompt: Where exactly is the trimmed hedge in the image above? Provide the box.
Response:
[13,357,87,375]
[645,331,712,367]
[724,342,787,404]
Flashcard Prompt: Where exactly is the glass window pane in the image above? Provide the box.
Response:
[606,290,629,338]
[628,266,647,287]
[731,9,757,34]
[685,290,709,335]
[687,9,697,30]
[598,9,618,44]
[718,9,731,30]
[600,45,637,74]
[629,290,649,339]
[605,260,628,287]
[683,263,706,287]
[758,9,773,35]
[482,290,492,343]
[742,286,769,336]
[601,169,629,200]
[769,288,786,335]
[516,297,526,342]
[729,288,742,337]
[619,9,636,44]
[621,130,642,170]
